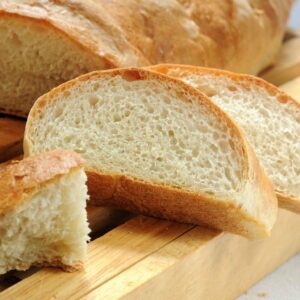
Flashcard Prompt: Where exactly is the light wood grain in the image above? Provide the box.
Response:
[2,210,299,300]
[260,38,300,85]
[0,117,25,163]
[83,210,300,300]
[0,206,127,293]
[0,216,192,299]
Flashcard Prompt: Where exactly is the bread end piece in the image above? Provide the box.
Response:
[0,150,90,275]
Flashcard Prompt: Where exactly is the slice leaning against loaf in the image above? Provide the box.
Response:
[23,68,277,239]
[0,150,90,275]
[148,64,300,213]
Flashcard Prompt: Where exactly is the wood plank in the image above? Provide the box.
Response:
[0,216,193,299]
[260,38,300,85]
[280,76,300,102]
[0,117,25,163]
[3,210,299,300]
[82,209,300,300]
[0,206,128,293]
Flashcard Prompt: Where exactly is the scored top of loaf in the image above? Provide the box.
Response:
[0,149,84,216]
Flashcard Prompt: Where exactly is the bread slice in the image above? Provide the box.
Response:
[148,64,300,213]
[23,68,277,239]
[0,150,90,275]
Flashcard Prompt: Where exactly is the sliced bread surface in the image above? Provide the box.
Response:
[0,150,90,275]
[148,65,300,213]
[24,68,277,239]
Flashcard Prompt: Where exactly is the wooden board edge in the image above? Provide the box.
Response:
[0,216,193,299]
[83,209,300,300]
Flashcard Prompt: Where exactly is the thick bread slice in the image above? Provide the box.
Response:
[0,150,90,275]
[24,68,277,239]
[149,65,300,213]
[0,0,294,116]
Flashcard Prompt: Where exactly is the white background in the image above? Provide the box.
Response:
[238,1,300,299]
[289,0,300,28]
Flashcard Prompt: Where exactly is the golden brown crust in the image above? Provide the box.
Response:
[0,0,293,74]
[0,2,149,68]
[147,64,300,111]
[24,68,277,239]
[277,193,300,214]
[87,137,276,239]
[148,64,300,213]
[87,170,272,239]
[0,149,84,216]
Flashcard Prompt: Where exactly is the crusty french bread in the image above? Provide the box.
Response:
[0,0,294,116]
[148,64,300,214]
[23,68,277,239]
[0,150,90,275]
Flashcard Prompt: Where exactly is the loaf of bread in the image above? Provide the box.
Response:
[23,68,277,239]
[149,64,300,213]
[0,150,90,275]
[0,0,294,116]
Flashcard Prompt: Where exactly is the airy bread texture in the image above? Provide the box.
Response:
[24,68,277,239]
[0,150,90,275]
[149,65,300,213]
[0,0,294,116]
[0,15,108,117]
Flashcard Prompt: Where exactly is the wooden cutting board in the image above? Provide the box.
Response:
[0,210,299,300]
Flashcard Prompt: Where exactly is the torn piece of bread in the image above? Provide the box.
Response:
[0,150,90,275]
[24,68,277,239]
[149,65,300,213]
